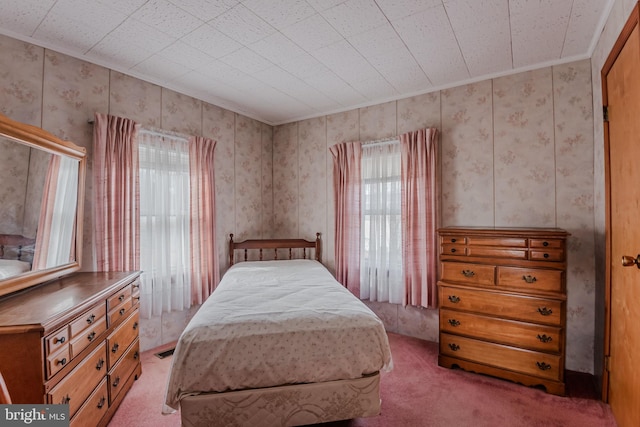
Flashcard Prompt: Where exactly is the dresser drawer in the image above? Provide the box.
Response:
[439,308,562,353]
[441,243,466,256]
[48,342,107,418]
[70,378,108,427]
[530,249,564,262]
[466,246,527,259]
[45,326,69,356]
[108,299,133,326]
[107,310,139,369]
[467,237,527,247]
[497,267,564,294]
[70,316,107,358]
[107,285,132,311]
[440,333,562,381]
[46,346,71,379]
[108,338,140,404]
[440,262,495,286]
[438,285,564,325]
[70,304,106,338]
[530,239,563,249]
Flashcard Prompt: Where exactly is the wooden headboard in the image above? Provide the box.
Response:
[0,234,36,261]
[229,233,321,266]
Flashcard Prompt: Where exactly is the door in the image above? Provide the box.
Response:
[602,6,640,427]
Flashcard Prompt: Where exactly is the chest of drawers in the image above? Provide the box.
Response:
[0,271,141,426]
[437,227,569,395]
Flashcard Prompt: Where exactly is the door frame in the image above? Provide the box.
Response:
[600,1,640,402]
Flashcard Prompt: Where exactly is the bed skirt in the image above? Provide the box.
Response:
[180,372,382,427]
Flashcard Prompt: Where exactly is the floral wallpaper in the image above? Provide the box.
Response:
[0,0,630,376]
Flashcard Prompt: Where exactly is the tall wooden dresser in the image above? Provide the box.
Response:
[437,227,569,395]
[0,271,141,426]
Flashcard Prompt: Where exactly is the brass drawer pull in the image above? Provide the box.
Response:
[536,361,552,371]
[54,336,66,344]
[118,294,126,302]
[86,314,96,324]
[448,319,460,327]
[134,351,140,360]
[111,343,119,353]
[537,334,553,343]
[97,396,106,409]
[542,241,549,247]
[61,395,71,404]
[450,248,457,253]
[450,238,457,243]
[87,331,96,341]
[537,307,553,316]
[133,321,138,330]
[448,295,460,303]
[112,376,121,388]
[461,269,475,277]
[543,253,549,258]
[522,275,537,283]
[119,308,126,315]
[448,343,460,351]
[96,358,104,370]
[56,357,67,366]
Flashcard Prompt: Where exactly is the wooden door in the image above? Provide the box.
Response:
[602,5,640,427]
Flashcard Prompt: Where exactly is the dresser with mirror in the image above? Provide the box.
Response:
[0,112,141,427]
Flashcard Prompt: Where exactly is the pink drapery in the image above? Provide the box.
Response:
[189,136,220,304]
[32,155,60,270]
[400,128,438,308]
[93,113,140,272]
[329,141,362,295]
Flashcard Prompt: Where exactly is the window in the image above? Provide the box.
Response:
[138,131,191,316]
[360,141,403,304]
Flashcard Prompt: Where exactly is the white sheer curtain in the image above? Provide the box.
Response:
[360,140,403,304]
[43,156,79,268]
[138,130,191,318]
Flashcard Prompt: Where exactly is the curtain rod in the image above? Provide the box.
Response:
[362,136,399,148]
[87,119,189,143]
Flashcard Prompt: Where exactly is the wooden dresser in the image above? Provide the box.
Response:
[0,271,141,426]
[437,227,569,395]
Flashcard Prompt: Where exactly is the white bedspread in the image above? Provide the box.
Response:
[164,260,392,411]
[0,259,31,279]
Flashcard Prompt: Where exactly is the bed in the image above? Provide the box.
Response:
[164,234,392,427]
[0,234,35,279]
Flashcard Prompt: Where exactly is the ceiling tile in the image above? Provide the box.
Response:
[0,0,55,36]
[321,0,388,37]
[168,0,239,21]
[444,0,512,76]
[209,4,276,45]
[249,32,308,65]
[132,54,191,82]
[376,0,442,21]
[158,40,217,69]
[180,23,242,59]
[563,0,608,57]
[219,47,275,74]
[281,14,343,52]
[132,0,204,38]
[242,0,316,29]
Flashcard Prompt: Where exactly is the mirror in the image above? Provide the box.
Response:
[0,112,86,297]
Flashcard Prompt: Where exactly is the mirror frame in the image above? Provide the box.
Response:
[0,112,86,297]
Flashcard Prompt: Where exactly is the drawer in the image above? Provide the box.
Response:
[46,346,71,379]
[70,378,108,427]
[441,243,466,256]
[440,235,466,245]
[440,333,562,381]
[530,249,564,262]
[438,285,564,325]
[107,310,139,369]
[46,326,69,356]
[530,239,563,249]
[441,262,495,286]
[70,316,107,358]
[70,304,106,338]
[48,342,107,418]
[466,246,527,260]
[107,285,132,311]
[108,298,133,326]
[108,338,140,404]
[467,237,527,247]
[439,308,562,353]
[497,267,564,294]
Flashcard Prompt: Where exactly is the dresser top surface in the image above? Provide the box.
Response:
[0,271,140,331]
[438,226,570,237]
